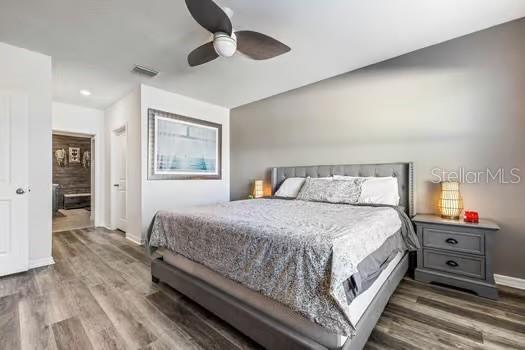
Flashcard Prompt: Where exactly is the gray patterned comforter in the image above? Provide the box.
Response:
[146,199,418,336]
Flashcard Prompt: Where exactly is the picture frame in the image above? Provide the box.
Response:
[148,108,222,180]
[69,147,81,163]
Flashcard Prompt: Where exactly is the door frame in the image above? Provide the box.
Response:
[110,124,127,231]
[52,130,96,225]
[90,136,96,220]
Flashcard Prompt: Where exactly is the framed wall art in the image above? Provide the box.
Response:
[148,108,222,180]
[69,147,81,163]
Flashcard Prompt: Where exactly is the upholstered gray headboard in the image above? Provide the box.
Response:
[271,162,415,217]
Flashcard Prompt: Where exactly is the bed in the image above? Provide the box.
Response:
[148,162,416,350]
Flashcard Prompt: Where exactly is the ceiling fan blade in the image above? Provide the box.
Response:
[188,42,218,67]
[236,31,291,60]
[185,0,232,35]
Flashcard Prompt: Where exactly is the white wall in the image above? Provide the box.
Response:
[104,88,142,241]
[0,42,53,267]
[103,85,230,243]
[140,85,230,238]
[52,102,106,226]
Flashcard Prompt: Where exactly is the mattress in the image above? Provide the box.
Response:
[163,250,405,349]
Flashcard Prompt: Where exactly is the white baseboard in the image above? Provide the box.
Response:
[126,235,143,245]
[494,274,525,290]
[29,257,55,270]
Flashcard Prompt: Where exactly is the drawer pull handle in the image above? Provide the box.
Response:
[446,238,458,245]
[446,260,459,267]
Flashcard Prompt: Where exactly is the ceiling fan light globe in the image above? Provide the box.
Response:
[213,32,237,57]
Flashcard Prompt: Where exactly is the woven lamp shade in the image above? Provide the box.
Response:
[253,180,264,198]
[439,181,463,220]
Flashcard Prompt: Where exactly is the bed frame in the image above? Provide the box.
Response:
[151,162,415,350]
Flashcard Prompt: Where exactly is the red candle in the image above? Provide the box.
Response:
[464,211,479,223]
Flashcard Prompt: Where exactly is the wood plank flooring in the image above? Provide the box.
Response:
[0,227,524,350]
[52,209,93,232]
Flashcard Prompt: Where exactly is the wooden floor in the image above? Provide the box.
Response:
[1,228,524,350]
[52,208,93,232]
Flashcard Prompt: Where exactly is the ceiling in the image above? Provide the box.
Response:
[1,0,524,110]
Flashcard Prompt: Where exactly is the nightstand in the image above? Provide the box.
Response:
[413,214,500,299]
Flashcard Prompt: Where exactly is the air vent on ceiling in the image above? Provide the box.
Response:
[132,65,159,78]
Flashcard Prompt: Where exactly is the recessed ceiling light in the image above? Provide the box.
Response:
[80,89,92,96]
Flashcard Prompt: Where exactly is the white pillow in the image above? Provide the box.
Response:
[333,175,400,206]
[274,177,306,198]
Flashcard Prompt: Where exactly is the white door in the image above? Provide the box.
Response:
[0,94,29,276]
[114,129,127,231]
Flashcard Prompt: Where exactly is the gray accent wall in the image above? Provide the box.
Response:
[231,19,525,279]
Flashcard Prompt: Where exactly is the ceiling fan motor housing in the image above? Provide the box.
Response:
[213,32,237,57]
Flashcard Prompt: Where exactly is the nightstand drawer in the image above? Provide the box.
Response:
[422,227,484,255]
[423,250,485,280]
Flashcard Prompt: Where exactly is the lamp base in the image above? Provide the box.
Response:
[441,214,460,220]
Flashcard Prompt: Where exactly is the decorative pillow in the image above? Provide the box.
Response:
[274,177,306,198]
[333,175,400,206]
[296,177,365,204]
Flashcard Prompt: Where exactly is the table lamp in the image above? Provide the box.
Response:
[439,181,463,220]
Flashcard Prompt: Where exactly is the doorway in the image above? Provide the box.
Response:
[111,126,127,232]
[52,132,94,232]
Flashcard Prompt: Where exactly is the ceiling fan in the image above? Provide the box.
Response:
[185,0,291,67]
